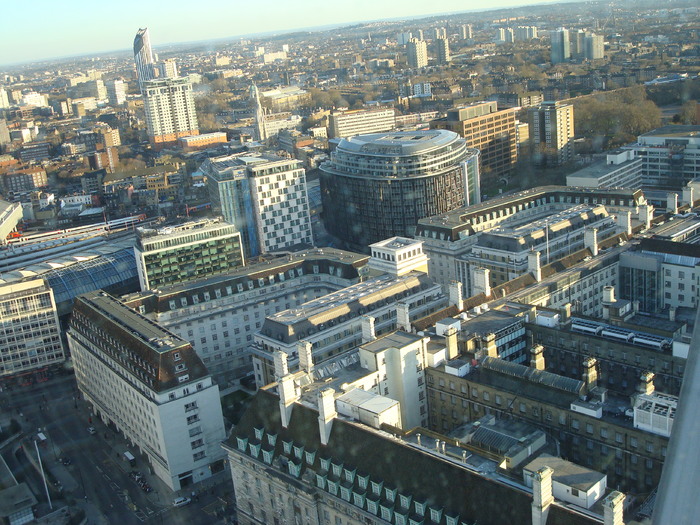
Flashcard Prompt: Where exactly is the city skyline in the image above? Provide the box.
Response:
[1,0,568,67]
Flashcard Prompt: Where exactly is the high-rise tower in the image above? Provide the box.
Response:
[134,28,156,93]
[550,28,571,64]
[142,77,199,149]
[250,84,267,142]
[406,38,428,68]
[529,101,575,166]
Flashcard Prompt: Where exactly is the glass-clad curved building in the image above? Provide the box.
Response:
[320,130,479,250]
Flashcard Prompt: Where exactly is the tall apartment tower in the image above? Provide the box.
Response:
[529,101,575,166]
[460,24,473,40]
[551,28,571,64]
[134,28,156,93]
[0,87,9,109]
[158,58,178,79]
[585,33,604,60]
[436,37,451,64]
[406,38,428,68]
[142,77,199,150]
[106,79,126,106]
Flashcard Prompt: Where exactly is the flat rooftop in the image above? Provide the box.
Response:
[360,331,423,354]
[336,129,461,156]
[461,310,520,336]
[640,125,700,138]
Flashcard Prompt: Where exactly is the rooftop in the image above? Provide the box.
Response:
[335,129,463,156]
[523,454,606,492]
[359,331,423,354]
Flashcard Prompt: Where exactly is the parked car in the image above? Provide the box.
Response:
[60,457,71,466]
[87,427,96,435]
[173,497,191,507]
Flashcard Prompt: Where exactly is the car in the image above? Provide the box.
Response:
[173,497,191,507]
[87,427,96,435]
[61,457,71,466]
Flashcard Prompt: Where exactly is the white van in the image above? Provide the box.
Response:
[173,497,191,507]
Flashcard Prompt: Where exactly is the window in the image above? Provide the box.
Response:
[193,451,206,461]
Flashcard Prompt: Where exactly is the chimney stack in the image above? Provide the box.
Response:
[274,350,289,380]
[445,326,459,360]
[617,210,632,236]
[583,357,598,391]
[603,286,616,304]
[528,250,542,282]
[279,374,298,428]
[667,192,678,215]
[298,340,313,374]
[637,371,655,396]
[584,227,598,257]
[531,466,554,525]
[396,302,411,332]
[362,315,376,343]
[482,333,498,358]
[530,344,546,371]
[449,281,464,311]
[682,185,695,208]
[318,388,337,446]
[472,267,491,298]
[639,204,653,230]
[603,491,625,525]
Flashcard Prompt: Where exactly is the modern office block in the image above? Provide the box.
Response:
[0,279,65,379]
[430,101,517,186]
[68,291,226,491]
[320,130,479,250]
[134,218,245,292]
[203,153,313,257]
[327,108,396,139]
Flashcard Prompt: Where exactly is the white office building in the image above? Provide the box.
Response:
[328,108,396,139]
[68,291,226,491]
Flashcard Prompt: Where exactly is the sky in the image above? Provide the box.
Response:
[0,0,565,67]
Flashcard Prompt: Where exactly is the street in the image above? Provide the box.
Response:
[0,373,235,524]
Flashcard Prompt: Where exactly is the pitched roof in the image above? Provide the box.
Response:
[226,389,597,525]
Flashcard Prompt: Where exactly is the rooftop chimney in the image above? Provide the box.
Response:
[561,303,572,321]
[637,371,655,396]
[482,333,498,359]
[445,326,459,360]
[584,227,598,257]
[298,340,313,374]
[449,281,464,311]
[639,204,653,230]
[274,350,289,380]
[279,374,298,428]
[531,466,554,525]
[318,388,337,446]
[528,250,542,282]
[396,302,411,332]
[603,491,625,525]
[530,344,546,371]
[682,186,695,208]
[667,192,678,215]
[669,306,676,322]
[472,267,491,298]
[583,357,598,391]
[603,286,616,304]
[617,210,632,236]
[362,315,376,343]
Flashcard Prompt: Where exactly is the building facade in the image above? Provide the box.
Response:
[134,218,245,292]
[142,78,199,150]
[123,248,369,387]
[0,279,65,381]
[566,150,642,188]
[406,38,428,68]
[551,28,571,64]
[430,102,517,186]
[68,292,226,491]
[134,28,156,93]
[529,101,575,166]
[203,153,313,257]
[320,130,479,251]
[327,108,396,139]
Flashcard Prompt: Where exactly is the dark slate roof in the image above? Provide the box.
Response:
[226,389,598,525]
[71,291,209,392]
[639,238,700,258]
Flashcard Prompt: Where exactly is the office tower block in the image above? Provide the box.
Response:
[142,77,199,150]
[328,107,396,139]
[134,28,156,93]
[430,101,518,186]
[0,279,66,380]
[436,37,451,64]
[134,218,245,292]
[106,79,127,105]
[551,28,571,64]
[203,153,313,257]
[68,291,226,491]
[319,130,479,250]
[406,38,428,68]
[158,58,178,79]
[529,101,575,166]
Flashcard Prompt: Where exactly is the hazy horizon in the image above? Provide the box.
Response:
[0,0,572,68]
